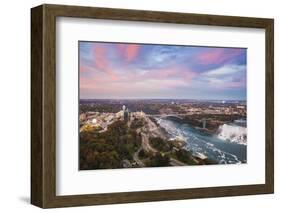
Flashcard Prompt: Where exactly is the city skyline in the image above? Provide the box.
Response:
[80,42,247,100]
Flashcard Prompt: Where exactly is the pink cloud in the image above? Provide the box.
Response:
[142,67,197,83]
[94,45,107,71]
[80,64,97,73]
[117,44,140,62]
[80,75,184,98]
[80,60,198,98]
[196,49,243,65]
[181,69,197,82]
[84,45,118,80]
[80,75,135,98]
[208,79,246,90]
[224,81,246,88]
[126,44,140,61]
[80,65,200,99]
[80,64,88,73]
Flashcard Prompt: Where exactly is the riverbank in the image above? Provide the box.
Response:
[79,111,246,170]
[147,116,217,165]
[153,116,247,164]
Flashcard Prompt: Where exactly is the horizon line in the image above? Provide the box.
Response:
[80,98,246,101]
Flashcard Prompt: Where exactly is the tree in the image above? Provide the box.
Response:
[146,153,170,167]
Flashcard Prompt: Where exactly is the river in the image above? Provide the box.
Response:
[155,117,247,164]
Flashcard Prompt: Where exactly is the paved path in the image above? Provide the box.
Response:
[135,116,187,167]
[141,132,157,154]
[133,147,145,167]
[169,157,187,166]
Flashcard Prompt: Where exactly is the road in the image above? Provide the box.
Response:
[141,132,157,154]
[169,157,187,166]
[133,115,187,167]
[133,147,145,167]
[132,129,157,167]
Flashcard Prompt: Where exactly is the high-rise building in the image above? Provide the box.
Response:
[124,108,129,122]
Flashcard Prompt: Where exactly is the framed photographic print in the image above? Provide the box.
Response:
[31,4,274,208]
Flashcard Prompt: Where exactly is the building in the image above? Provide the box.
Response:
[237,105,245,109]
[121,105,130,122]
[79,113,86,121]
[124,108,130,122]
[91,118,97,124]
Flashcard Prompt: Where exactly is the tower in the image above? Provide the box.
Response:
[121,105,126,121]
[124,108,129,122]
[202,118,206,129]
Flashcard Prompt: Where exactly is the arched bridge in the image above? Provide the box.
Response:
[147,114,208,129]
[146,114,189,119]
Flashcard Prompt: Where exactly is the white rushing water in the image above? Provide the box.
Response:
[155,117,246,164]
[217,124,247,145]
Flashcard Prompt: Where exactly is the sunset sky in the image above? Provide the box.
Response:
[79,42,246,100]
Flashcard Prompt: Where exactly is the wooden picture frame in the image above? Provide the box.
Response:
[31,4,274,208]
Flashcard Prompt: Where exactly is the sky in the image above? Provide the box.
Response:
[79,41,246,100]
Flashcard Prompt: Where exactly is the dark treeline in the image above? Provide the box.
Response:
[79,120,141,170]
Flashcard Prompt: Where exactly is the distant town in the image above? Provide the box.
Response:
[79,99,247,170]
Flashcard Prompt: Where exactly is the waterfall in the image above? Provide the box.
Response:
[217,124,247,145]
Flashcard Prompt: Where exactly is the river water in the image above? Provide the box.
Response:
[155,117,247,164]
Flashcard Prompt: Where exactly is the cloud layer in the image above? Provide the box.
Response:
[79,42,246,100]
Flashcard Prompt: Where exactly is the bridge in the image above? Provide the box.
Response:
[146,113,190,119]
[146,114,208,129]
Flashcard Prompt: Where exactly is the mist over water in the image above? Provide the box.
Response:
[217,124,247,145]
[156,117,247,164]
